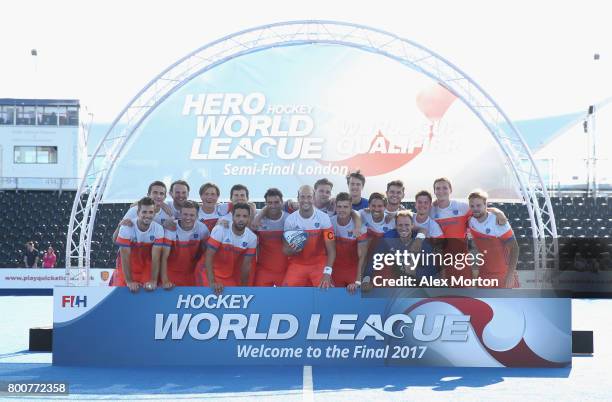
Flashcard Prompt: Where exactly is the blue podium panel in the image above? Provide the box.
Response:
[53,287,571,367]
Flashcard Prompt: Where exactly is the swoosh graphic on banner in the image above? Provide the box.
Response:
[317,83,457,176]
[405,297,569,368]
[318,130,431,176]
[363,319,411,339]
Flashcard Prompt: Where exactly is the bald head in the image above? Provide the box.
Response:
[297,185,315,215]
[298,185,314,197]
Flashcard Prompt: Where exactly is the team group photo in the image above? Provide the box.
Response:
[112,172,520,293]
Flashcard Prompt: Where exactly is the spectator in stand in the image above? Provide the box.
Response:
[42,246,57,268]
[23,241,40,268]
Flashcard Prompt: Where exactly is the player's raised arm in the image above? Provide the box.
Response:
[351,209,362,229]
[204,246,222,294]
[505,236,520,288]
[488,207,508,225]
[324,232,336,267]
[114,202,139,243]
[159,244,172,289]
[283,199,299,213]
[112,218,133,243]
[162,220,177,231]
[251,206,268,230]
[200,233,209,253]
[146,224,167,291]
[119,247,139,292]
[240,255,253,286]
[115,220,140,292]
[320,227,336,290]
[348,236,369,294]
[159,202,173,217]
[147,245,162,291]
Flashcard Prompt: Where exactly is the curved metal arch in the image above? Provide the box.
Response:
[66,20,557,285]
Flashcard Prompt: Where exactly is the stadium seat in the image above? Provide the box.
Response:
[1,191,610,270]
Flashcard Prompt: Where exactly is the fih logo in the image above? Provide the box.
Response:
[61,295,87,308]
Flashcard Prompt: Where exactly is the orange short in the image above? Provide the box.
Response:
[166,270,196,286]
[110,266,151,286]
[231,258,256,286]
[332,264,357,287]
[282,262,325,287]
[193,255,252,287]
[254,265,287,287]
[199,274,238,287]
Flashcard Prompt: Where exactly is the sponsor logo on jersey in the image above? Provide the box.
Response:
[453,210,459,215]
[315,222,320,228]
[242,242,248,247]
[150,235,155,241]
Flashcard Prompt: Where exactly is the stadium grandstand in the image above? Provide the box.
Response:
[0,190,609,270]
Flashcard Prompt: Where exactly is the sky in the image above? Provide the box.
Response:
[1,0,611,123]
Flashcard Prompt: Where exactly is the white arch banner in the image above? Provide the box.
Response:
[103,45,518,202]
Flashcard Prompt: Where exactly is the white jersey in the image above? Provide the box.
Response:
[331,215,368,242]
[360,210,395,238]
[163,221,210,245]
[198,204,229,232]
[469,213,515,273]
[116,219,165,247]
[468,214,514,240]
[208,225,258,255]
[284,208,332,232]
[284,209,334,266]
[413,215,444,238]
[256,211,289,270]
[287,203,335,218]
[123,205,173,226]
[430,199,470,220]
[331,215,368,271]
[258,211,288,232]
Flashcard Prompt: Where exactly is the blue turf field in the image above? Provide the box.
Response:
[0,296,610,401]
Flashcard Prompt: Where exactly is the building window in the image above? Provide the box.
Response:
[39,106,58,126]
[0,105,15,125]
[16,106,37,125]
[67,106,79,126]
[14,146,58,164]
[57,106,68,126]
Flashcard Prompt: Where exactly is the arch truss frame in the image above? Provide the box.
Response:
[66,20,558,285]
